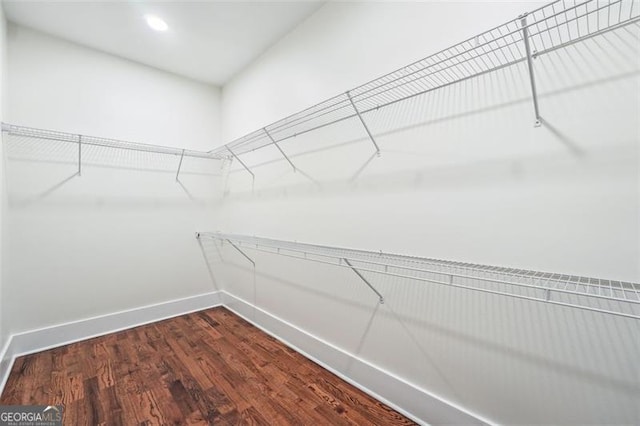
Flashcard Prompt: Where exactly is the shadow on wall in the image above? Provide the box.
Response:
[200,238,640,424]
[202,25,640,423]
[197,236,221,292]
[221,26,639,200]
[1,132,228,208]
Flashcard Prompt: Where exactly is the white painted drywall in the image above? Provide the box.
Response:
[216,1,640,424]
[221,0,638,282]
[222,1,544,141]
[0,3,7,354]
[6,24,221,150]
[2,24,224,338]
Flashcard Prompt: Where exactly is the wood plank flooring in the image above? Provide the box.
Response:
[0,307,415,425]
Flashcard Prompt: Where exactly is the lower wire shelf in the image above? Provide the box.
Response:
[197,232,640,320]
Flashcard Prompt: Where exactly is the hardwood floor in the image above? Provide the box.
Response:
[0,307,415,425]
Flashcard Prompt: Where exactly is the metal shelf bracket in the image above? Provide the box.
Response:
[226,145,255,180]
[2,123,226,161]
[197,232,640,319]
[344,258,384,304]
[176,149,185,181]
[520,12,542,128]
[346,91,381,155]
[227,239,256,266]
[78,135,82,176]
[264,128,296,172]
[207,1,639,159]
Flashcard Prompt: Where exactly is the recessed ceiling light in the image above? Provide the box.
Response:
[145,15,168,32]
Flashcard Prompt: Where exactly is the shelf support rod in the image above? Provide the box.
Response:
[346,91,381,155]
[264,128,296,172]
[78,135,82,176]
[520,13,542,127]
[226,145,255,180]
[227,239,255,266]
[343,258,384,304]
[176,149,185,181]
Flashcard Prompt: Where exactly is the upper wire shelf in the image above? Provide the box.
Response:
[198,232,640,320]
[1,123,227,161]
[210,0,640,163]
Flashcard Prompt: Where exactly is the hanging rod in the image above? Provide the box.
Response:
[1,123,227,160]
[209,0,639,160]
[197,232,640,320]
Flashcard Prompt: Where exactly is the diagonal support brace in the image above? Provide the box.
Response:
[226,145,255,180]
[346,91,381,155]
[344,258,384,304]
[78,135,82,176]
[176,149,185,181]
[227,239,255,266]
[520,13,542,127]
[264,128,296,172]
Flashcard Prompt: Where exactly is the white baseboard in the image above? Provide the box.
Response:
[0,291,222,394]
[0,289,490,425]
[0,338,13,397]
[221,291,491,426]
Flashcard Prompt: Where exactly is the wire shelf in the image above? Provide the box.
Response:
[210,0,640,160]
[198,232,640,319]
[2,123,227,161]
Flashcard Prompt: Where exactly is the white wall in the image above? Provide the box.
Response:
[217,1,639,424]
[222,1,543,141]
[2,24,224,337]
[0,3,7,354]
[1,2,637,424]
[7,24,221,150]
[221,0,638,283]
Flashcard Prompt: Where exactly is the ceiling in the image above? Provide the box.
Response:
[3,1,324,86]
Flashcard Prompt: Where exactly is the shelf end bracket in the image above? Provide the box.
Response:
[520,13,542,127]
[346,91,381,155]
[344,258,384,304]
